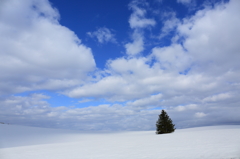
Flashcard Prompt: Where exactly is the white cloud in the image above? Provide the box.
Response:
[65,57,160,101]
[1,0,240,130]
[127,93,163,109]
[151,44,192,72]
[1,92,240,131]
[125,31,144,55]
[175,104,198,112]
[0,94,159,130]
[87,27,116,44]
[159,12,180,39]
[125,0,156,56]
[128,0,156,29]
[195,112,207,118]
[0,0,96,95]
[177,0,240,74]
[64,0,240,129]
[203,93,232,102]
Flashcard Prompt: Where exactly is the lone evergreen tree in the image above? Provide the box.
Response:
[156,110,175,134]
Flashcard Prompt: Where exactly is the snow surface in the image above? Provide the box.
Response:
[0,124,240,159]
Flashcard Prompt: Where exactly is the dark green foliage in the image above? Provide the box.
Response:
[156,110,175,134]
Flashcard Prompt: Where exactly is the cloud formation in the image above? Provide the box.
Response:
[0,0,96,95]
[1,0,240,131]
[128,0,156,29]
[159,12,180,39]
[125,30,145,56]
[64,0,240,129]
[125,0,156,56]
[87,27,116,44]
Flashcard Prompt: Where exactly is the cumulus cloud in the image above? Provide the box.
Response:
[87,27,116,44]
[63,0,240,129]
[0,0,96,95]
[65,57,159,101]
[125,31,145,55]
[1,0,240,131]
[125,0,156,56]
[177,0,240,75]
[151,44,192,72]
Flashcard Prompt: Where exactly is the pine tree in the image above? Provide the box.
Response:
[156,110,175,134]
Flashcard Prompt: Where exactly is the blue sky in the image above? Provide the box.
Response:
[50,0,132,68]
[0,0,240,131]
[48,0,200,68]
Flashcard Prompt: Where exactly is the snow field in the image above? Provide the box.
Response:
[0,124,240,159]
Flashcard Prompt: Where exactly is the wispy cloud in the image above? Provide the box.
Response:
[87,27,116,44]
[125,0,156,56]
[128,0,156,29]
[177,0,193,5]
[159,12,180,39]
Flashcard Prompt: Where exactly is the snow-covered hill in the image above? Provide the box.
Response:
[0,124,240,159]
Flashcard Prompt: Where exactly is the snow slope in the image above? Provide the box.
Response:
[0,124,240,159]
